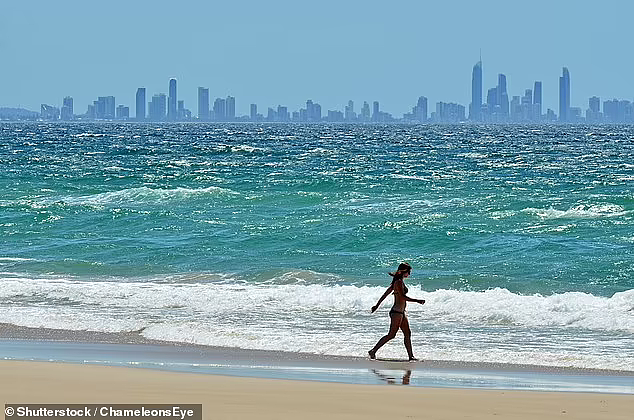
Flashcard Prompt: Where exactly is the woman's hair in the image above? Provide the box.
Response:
[389,262,412,280]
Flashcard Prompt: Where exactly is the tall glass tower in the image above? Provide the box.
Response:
[136,88,146,121]
[533,81,542,120]
[497,74,509,118]
[559,67,570,122]
[168,78,177,121]
[198,87,209,120]
[470,61,482,121]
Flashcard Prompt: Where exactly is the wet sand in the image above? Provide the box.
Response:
[2,360,633,420]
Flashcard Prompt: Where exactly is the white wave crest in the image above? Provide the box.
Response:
[60,186,238,207]
[1,276,632,370]
[522,204,628,219]
[424,288,634,331]
[1,277,632,332]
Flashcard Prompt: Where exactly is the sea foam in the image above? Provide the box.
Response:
[1,275,632,333]
[522,204,628,219]
[60,186,238,207]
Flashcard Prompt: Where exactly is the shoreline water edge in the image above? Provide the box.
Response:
[1,323,633,394]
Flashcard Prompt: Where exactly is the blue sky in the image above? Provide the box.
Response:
[1,0,632,116]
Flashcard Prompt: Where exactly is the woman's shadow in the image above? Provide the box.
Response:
[371,369,412,385]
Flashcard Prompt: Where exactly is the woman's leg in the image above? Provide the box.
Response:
[399,315,417,360]
[369,313,402,359]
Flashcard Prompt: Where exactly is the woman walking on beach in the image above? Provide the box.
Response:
[368,262,425,361]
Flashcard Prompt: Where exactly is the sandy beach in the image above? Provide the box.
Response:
[1,360,633,420]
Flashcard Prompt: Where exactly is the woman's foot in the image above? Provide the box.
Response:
[368,350,376,360]
[408,356,419,362]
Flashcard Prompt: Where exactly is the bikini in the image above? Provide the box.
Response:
[389,283,408,316]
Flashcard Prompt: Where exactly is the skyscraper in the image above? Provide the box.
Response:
[226,96,236,121]
[470,60,482,121]
[277,105,289,121]
[105,96,115,119]
[361,102,371,122]
[559,67,570,122]
[345,100,355,121]
[198,87,209,120]
[533,81,542,120]
[416,96,428,122]
[96,96,115,119]
[149,94,167,121]
[372,101,379,121]
[589,96,600,113]
[306,100,314,121]
[250,104,257,121]
[586,96,601,123]
[136,88,146,121]
[313,103,321,121]
[213,98,226,121]
[61,96,73,120]
[497,74,509,118]
[168,78,177,120]
[116,105,129,120]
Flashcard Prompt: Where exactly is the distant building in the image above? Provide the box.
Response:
[345,100,356,121]
[470,60,482,121]
[226,96,236,121]
[250,104,257,121]
[168,78,177,120]
[116,105,129,120]
[61,96,73,120]
[95,96,115,119]
[86,104,96,119]
[313,103,321,121]
[533,81,542,120]
[559,67,570,122]
[372,101,380,122]
[136,88,146,120]
[586,96,601,123]
[486,87,497,121]
[149,94,167,121]
[510,96,521,121]
[267,107,276,121]
[198,87,209,120]
[434,102,465,123]
[327,110,344,122]
[589,96,601,113]
[415,96,427,122]
[177,100,185,120]
[497,74,509,119]
[41,104,60,120]
[95,98,105,119]
[604,99,633,123]
[361,101,371,122]
[213,97,226,121]
[104,96,115,119]
[277,105,289,121]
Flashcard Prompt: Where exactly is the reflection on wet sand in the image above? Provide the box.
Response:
[371,369,412,385]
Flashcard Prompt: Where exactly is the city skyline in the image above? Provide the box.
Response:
[2,1,633,116]
[7,60,634,124]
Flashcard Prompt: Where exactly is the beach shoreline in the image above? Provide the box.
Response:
[2,359,634,420]
[1,323,633,395]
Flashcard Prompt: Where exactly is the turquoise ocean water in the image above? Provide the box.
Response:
[1,123,633,370]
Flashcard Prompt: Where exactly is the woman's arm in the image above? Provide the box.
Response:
[393,279,425,304]
[371,285,393,313]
